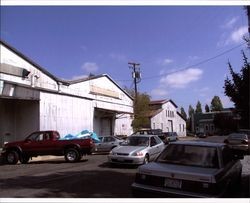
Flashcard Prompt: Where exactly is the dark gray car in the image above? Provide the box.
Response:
[132,141,242,197]
[224,133,250,155]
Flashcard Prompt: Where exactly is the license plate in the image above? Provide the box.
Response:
[164,178,182,189]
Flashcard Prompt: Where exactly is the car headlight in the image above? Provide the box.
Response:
[1,147,6,153]
[110,151,117,155]
[132,151,144,156]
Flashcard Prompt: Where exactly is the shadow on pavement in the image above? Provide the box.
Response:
[0,169,135,198]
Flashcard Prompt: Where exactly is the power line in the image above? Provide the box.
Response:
[116,41,247,82]
[142,42,247,80]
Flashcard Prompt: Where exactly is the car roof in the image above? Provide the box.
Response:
[170,141,225,147]
[130,134,156,138]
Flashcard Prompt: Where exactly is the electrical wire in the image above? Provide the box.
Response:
[115,41,247,82]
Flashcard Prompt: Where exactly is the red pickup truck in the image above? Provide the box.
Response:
[1,130,95,164]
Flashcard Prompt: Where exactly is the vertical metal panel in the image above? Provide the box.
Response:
[39,92,94,137]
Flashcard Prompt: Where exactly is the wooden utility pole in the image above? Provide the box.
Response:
[128,62,141,101]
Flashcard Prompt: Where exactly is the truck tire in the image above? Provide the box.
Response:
[20,154,30,164]
[65,148,80,162]
[6,151,19,165]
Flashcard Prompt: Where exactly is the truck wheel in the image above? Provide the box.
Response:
[6,151,19,165]
[65,148,80,162]
[20,155,30,164]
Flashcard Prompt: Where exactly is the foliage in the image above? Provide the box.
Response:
[224,52,250,128]
[210,96,223,112]
[131,92,151,131]
[205,104,210,112]
[195,101,202,113]
[188,105,195,118]
[180,107,187,120]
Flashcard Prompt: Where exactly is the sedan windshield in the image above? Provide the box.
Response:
[122,136,149,146]
[156,144,219,168]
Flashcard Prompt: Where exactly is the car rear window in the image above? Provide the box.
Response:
[229,133,247,139]
[122,136,149,146]
[156,144,219,168]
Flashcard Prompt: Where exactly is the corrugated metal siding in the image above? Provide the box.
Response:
[40,92,94,136]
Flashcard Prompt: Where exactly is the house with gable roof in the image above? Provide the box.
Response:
[149,99,186,137]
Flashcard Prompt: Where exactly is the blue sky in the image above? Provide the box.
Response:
[0,6,249,112]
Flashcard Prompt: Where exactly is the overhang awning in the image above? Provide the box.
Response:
[0,82,39,101]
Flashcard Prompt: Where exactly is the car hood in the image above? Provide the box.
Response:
[112,146,147,154]
[4,140,24,147]
[138,162,219,183]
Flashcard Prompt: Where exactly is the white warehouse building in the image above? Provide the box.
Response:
[0,40,134,147]
[149,100,186,137]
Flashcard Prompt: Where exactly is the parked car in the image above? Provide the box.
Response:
[158,132,178,144]
[132,129,162,135]
[108,135,165,165]
[196,132,207,138]
[94,135,123,152]
[1,131,95,164]
[224,132,250,155]
[131,141,243,197]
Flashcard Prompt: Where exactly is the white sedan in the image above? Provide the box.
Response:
[108,135,165,165]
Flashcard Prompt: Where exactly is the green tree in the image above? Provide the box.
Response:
[210,96,223,112]
[195,101,202,113]
[180,107,187,120]
[188,105,195,118]
[205,104,210,112]
[187,105,195,132]
[131,92,151,131]
[224,52,250,128]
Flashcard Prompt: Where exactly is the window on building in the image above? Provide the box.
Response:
[153,123,155,129]
[161,123,163,130]
[206,125,209,131]
[179,124,181,132]
[210,125,214,132]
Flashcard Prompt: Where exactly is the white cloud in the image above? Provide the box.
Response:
[230,26,248,43]
[81,62,99,73]
[223,17,239,29]
[109,53,127,61]
[218,26,248,47]
[151,88,168,97]
[71,74,88,80]
[162,58,173,65]
[160,68,203,88]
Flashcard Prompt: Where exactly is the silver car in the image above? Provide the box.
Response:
[94,136,123,153]
[132,141,243,197]
[108,135,165,165]
[224,133,250,155]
